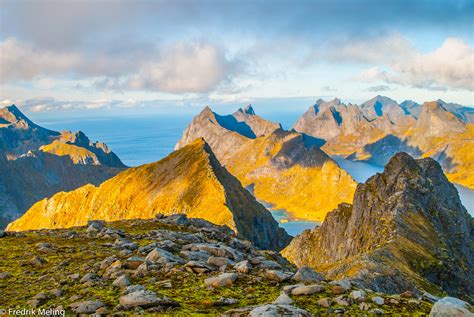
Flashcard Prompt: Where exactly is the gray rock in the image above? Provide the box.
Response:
[351,290,367,301]
[0,272,12,279]
[272,292,293,305]
[86,220,105,233]
[207,256,232,267]
[29,255,47,266]
[204,273,238,288]
[113,275,131,288]
[50,289,63,297]
[124,285,146,295]
[179,250,211,262]
[119,290,177,309]
[248,304,312,317]
[214,297,239,306]
[158,214,190,226]
[371,296,385,305]
[429,297,473,317]
[292,266,324,283]
[317,297,332,308]
[291,284,325,296]
[80,272,100,283]
[234,260,252,273]
[282,284,304,294]
[70,300,104,314]
[265,270,292,282]
[145,248,182,264]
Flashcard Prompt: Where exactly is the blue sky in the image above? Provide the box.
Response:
[0,0,473,115]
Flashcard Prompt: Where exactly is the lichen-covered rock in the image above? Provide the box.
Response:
[204,273,237,288]
[429,297,473,317]
[70,300,104,314]
[119,290,177,309]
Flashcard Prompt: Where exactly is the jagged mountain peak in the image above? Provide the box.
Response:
[8,137,291,250]
[237,104,255,115]
[417,100,466,136]
[282,152,473,298]
[0,104,36,127]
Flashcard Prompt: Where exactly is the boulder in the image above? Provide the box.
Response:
[351,290,367,301]
[292,266,324,283]
[234,260,252,273]
[248,304,312,317]
[317,298,332,308]
[70,300,104,314]
[291,284,325,296]
[372,296,385,305]
[272,293,293,305]
[119,290,178,309]
[265,270,293,282]
[429,297,473,317]
[113,275,131,288]
[208,256,232,267]
[204,273,238,288]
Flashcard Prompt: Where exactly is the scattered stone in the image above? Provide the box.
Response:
[272,292,293,305]
[158,213,189,226]
[204,273,238,288]
[423,292,441,304]
[372,296,385,305]
[351,290,367,301]
[27,299,41,308]
[292,266,324,283]
[80,272,100,283]
[371,308,385,315]
[332,285,345,295]
[113,275,131,288]
[282,284,304,294]
[146,248,181,264]
[317,297,332,308]
[291,284,325,296]
[400,290,415,298]
[335,296,350,306]
[70,300,104,314]
[123,257,145,270]
[50,289,63,297]
[119,290,178,309]
[69,273,80,280]
[29,256,47,266]
[247,304,312,317]
[234,260,252,273]
[124,285,146,295]
[214,297,239,306]
[95,307,109,315]
[207,256,232,267]
[265,270,292,282]
[86,220,105,233]
[330,279,351,291]
[429,297,473,317]
[0,272,12,279]
[359,302,370,311]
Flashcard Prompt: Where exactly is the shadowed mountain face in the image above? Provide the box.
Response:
[7,139,291,251]
[293,97,474,189]
[0,105,126,228]
[176,106,357,221]
[282,153,473,299]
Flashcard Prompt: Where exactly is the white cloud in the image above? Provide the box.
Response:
[342,34,474,91]
[0,38,238,94]
[125,42,236,93]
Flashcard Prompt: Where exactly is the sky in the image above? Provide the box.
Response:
[0,0,473,116]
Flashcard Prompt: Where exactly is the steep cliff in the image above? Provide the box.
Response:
[282,153,473,299]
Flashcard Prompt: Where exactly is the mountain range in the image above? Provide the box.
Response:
[0,105,125,228]
[294,96,474,189]
[175,105,357,221]
[7,138,291,250]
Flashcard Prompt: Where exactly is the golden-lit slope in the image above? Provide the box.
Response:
[40,140,100,165]
[225,130,357,221]
[7,139,291,250]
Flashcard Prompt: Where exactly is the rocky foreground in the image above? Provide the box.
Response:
[1,215,472,316]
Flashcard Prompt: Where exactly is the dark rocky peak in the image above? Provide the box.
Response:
[237,104,255,115]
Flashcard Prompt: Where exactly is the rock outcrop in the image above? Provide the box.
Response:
[282,153,473,299]
[0,104,126,228]
[176,106,357,221]
[7,139,291,251]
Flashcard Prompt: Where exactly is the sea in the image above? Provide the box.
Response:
[34,113,474,236]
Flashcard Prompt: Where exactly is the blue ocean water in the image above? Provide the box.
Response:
[35,113,474,235]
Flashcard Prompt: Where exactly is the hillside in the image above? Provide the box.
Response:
[7,139,291,250]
